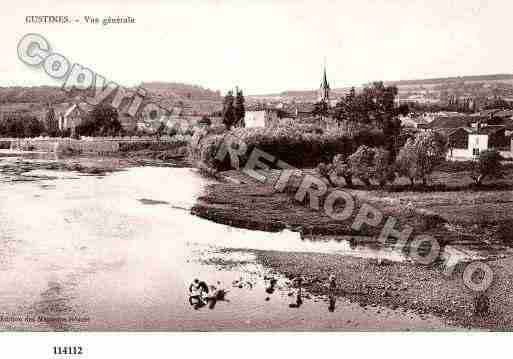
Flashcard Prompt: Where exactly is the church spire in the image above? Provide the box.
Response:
[319,60,330,104]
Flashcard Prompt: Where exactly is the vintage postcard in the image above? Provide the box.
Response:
[1,0,513,349]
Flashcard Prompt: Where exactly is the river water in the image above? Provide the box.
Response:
[0,153,459,331]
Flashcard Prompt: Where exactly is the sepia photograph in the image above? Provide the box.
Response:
[1,1,513,350]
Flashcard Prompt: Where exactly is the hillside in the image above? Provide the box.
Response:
[248,74,513,104]
[0,82,224,115]
[140,82,222,101]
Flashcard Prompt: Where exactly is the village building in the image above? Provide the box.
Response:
[318,65,330,104]
[443,123,508,160]
[59,103,88,136]
[421,113,510,159]
[244,108,281,128]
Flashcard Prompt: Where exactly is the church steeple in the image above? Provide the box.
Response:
[319,62,330,104]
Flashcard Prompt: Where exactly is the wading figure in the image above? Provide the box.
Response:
[289,276,303,308]
[265,276,278,294]
[328,275,337,312]
[189,278,209,310]
[205,281,228,310]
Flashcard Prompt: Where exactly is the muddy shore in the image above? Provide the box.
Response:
[217,247,513,329]
[191,169,513,329]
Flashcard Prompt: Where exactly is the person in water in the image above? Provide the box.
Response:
[189,278,209,296]
[265,276,278,294]
[289,276,303,308]
[328,275,337,312]
[205,281,227,309]
[189,278,209,309]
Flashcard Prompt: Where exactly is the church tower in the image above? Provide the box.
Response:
[318,64,330,104]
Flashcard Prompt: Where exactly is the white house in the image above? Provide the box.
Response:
[447,125,508,160]
[59,103,87,135]
[244,110,266,128]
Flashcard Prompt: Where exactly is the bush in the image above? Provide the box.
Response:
[348,146,395,187]
[469,149,504,186]
[373,148,396,187]
[189,125,385,171]
[332,154,354,187]
[395,131,447,186]
[348,146,375,186]
[316,162,333,179]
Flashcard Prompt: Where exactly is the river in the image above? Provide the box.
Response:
[0,153,459,331]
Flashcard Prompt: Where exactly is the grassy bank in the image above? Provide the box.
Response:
[193,165,513,248]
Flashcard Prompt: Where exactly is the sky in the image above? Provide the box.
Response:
[0,0,512,94]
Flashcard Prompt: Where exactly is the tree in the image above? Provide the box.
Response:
[332,154,353,187]
[348,146,395,187]
[316,154,354,188]
[348,146,375,186]
[78,104,121,137]
[313,101,329,119]
[469,149,504,186]
[45,105,59,136]
[222,90,236,130]
[0,115,45,138]
[234,88,246,128]
[316,162,335,185]
[24,117,45,138]
[395,131,447,186]
[373,148,395,187]
[396,141,418,186]
[333,82,406,160]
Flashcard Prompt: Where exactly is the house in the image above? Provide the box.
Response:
[447,124,507,160]
[294,103,317,119]
[59,103,88,135]
[243,108,281,128]
[244,110,266,128]
[425,115,475,131]
[400,114,430,129]
[476,109,513,136]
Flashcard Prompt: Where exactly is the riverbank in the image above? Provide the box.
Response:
[192,167,513,248]
[214,246,513,329]
[191,168,513,329]
[0,151,189,181]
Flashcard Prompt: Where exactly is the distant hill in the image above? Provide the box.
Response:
[385,74,513,87]
[140,82,222,102]
[248,74,513,104]
[0,82,224,115]
[0,86,73,104]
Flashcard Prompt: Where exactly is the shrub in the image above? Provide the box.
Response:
[348,145,375,186]
[316,162,333,178]
[348,146,395,187]
[316,162,335,186]
[469,149,504,186]
[396,143,418,186]
[395,131,447,186]
[189,125,385,171]
[373,148,396,187]
[332,154,353,187]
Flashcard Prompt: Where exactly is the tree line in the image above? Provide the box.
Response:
[0,104,123,138]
